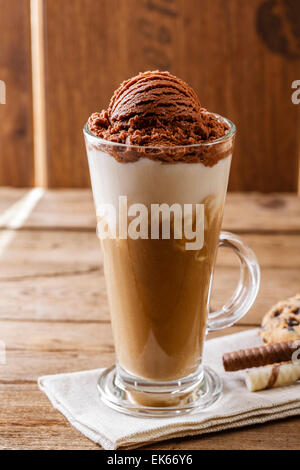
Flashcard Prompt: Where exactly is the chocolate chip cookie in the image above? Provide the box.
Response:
[259,294,300,344]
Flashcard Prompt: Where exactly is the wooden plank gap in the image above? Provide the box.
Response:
[30,0,48,187]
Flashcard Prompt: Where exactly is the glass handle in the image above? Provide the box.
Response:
[207,231,260,332]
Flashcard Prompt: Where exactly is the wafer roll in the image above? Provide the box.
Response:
[246,362,300,392]
[223,341,299,371]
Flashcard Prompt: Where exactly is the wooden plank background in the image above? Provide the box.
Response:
[0,0,299,189]
[0,0,33,187]
[42,0,300,190]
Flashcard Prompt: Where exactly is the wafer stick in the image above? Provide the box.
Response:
[246,362,300,392]
[223,341,299,371]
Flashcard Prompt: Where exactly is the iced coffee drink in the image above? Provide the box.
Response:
[84,71,259,415]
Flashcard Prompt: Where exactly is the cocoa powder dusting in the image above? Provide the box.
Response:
[88,71,232,165]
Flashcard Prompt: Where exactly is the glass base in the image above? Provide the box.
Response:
[97,365,222,418]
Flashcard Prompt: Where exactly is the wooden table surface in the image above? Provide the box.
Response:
[1,188,300,450]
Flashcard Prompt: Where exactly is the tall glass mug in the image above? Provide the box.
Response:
[83,117,260,417]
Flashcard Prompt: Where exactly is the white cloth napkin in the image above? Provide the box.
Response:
[38,329,300,450]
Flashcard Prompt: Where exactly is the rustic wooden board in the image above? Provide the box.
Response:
[1,319,249,354]
[0,272,108,322]
[145,416,300,450]
[1,343,299,450]
[19,189,96,230]
[2,327,246,382]
[0,188,28,215]
[2,320,112,352]
[0,227,300,280]
[0,0,33,186]
[0,230,101,278]
[43,0,300,190]
[1,350,114,382]
[2,381,298,450]
[218,233,300,268]
[1,190,300,232]
[1,190,299,449]
[1,263,300,326]
[44,0,126,188]
[0,228,299,325]
[223,193,300,233]
[178,0,300,193]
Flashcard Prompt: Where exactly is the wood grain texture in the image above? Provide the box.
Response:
[0,190,299,449]
[0,188,28,214]
[1,189,299,232]
[0,0,33,186]
[178,0,300,193]
[2,377,298,450]
[44,0,127,188]
[0,231,300,326]
[2,265,300,326]
[43,0,300,190]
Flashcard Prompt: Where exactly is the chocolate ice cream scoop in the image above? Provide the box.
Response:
[88,71,230,159]
[107,71,201,124]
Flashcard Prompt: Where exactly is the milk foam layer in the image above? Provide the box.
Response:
[87,146,231,214]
